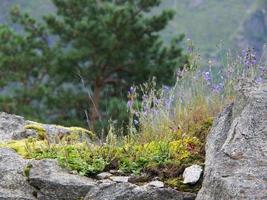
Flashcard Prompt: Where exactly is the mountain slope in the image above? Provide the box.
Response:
[0,0,265,57]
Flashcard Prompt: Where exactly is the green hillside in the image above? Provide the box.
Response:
[0,0,262,57]
[159,0,255,57]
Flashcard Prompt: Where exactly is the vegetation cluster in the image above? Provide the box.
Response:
[0,0,266,193]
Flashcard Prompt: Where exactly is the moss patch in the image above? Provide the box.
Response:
[24,123,95,141]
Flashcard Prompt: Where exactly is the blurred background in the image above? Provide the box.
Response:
[0,0,266,134]
[1,0,266,58]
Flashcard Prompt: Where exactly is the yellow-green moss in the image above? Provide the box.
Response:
[0,139,29,156]
[24,123,95,141]
[0,138,48,158]
[68,127,95,139]
[25,124,46,140]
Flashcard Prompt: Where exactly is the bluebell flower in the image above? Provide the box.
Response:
[203,71,212,85]
[212,83,224,93]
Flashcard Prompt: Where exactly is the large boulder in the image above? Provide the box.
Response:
[196,81,267,200]
[85,181,196,200]
[0,148,36,200]
[28,160,96,200]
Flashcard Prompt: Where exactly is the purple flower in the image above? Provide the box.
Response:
[163,85,170,93]
[242,49,246,57]
[203,71,211,85]
[243,48,257,70]
[259,66,267,74]
[212,83,224,93]
[153,98,160,106]
[127,100,133,108]
[142,94,148,100]
[255,77,263,84]
[128,86,136,94]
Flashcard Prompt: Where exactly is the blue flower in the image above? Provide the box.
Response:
[212,83,224,93]
[203,71,212,85]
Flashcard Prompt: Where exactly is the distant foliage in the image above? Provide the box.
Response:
[0,0,188,131]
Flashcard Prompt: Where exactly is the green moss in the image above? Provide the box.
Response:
[25,124,46,140]
[24,123,95,141]
[0,139,29,156]
[23,163,33,178]
[165,177,202,193]
[0,139,48,158]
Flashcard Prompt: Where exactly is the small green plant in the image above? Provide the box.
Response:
[23,163,33,178]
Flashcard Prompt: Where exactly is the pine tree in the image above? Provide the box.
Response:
[0,0,188,130]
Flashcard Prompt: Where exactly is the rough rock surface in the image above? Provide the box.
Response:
[85,182,196,200]
[28,159,96,200]
[144,180,164,188]
[196,81,267,200]
[0,148,36,200]
[183,165,202,184]
[0,112,26,141]
[96,172,113,180]
[110,176,130,183]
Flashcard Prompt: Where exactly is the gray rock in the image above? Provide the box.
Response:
[183,165,202,184]
[96,172,113,180]
[0,112,92,143]
[0,148,36,200]
[0,112,26,141]
[85,182,196,200]
[144,180,164,188]
[197,81,267,200]
[110,176,130,183]
[28,159,96,200]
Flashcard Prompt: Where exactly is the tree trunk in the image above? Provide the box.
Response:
[90,82,102,128]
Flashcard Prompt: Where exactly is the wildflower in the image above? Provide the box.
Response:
[163,85,171,94]
[212,83,224,93]
[243,48,257,70]
[153,98,160,106]
[127,100,133,109]
[255,77,263,84]
[164,98,172,110]
[203,71,211,85]
[128,86,136,95]
[142,94,148,100]
[259,66,267,74]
